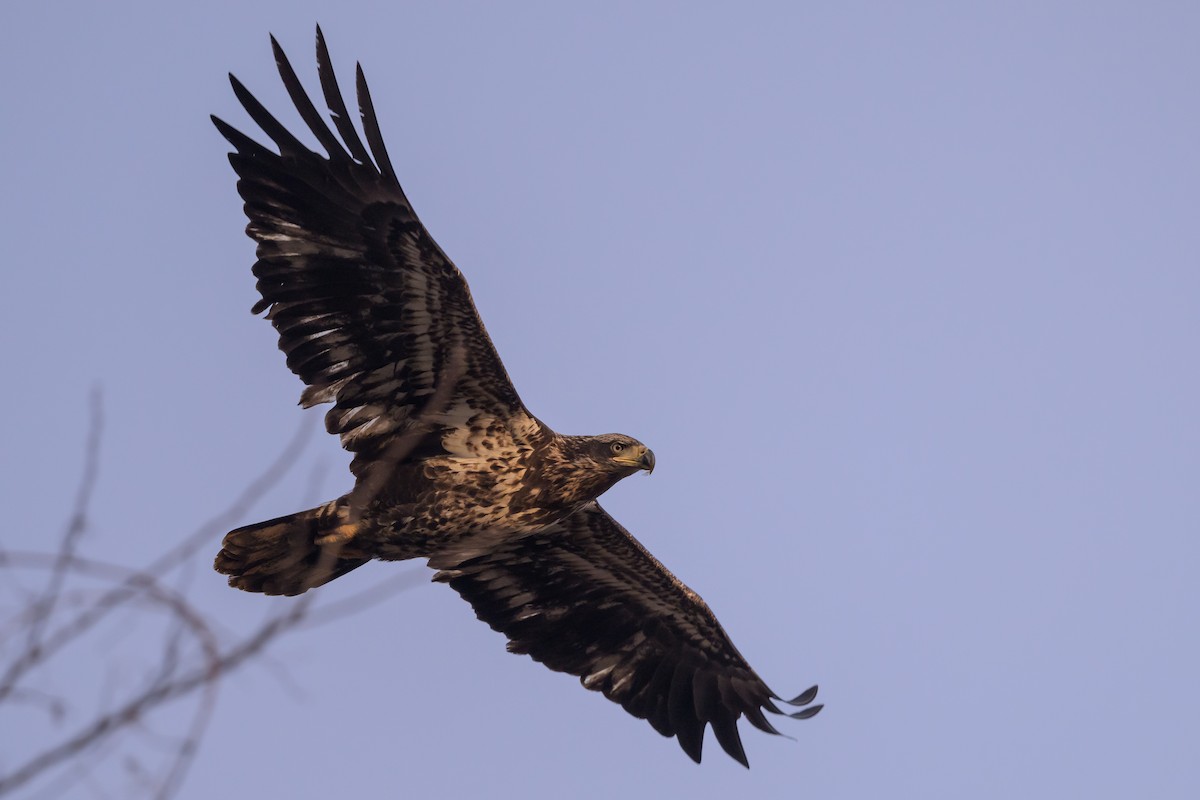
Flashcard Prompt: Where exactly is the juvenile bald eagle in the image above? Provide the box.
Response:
[212,28,821,766]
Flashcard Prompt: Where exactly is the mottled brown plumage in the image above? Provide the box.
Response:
[212,27,820,766]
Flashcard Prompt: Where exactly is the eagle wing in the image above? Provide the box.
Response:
[212,30,542,476]
[428,502,822,766]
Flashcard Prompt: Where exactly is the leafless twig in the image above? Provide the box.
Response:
[0,396,422,799]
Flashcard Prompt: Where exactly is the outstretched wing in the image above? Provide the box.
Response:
[428,502,822,766]
[212,29,543,475]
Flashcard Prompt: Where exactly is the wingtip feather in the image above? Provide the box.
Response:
[787,703,823,720]
[784,684,820,706]
[709,712,749,767]
[354,62,397,182]
[314,28,374,166]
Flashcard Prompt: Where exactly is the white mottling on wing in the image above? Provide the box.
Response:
[582,666,614,689]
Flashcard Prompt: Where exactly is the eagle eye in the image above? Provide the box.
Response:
[610,442,625,454]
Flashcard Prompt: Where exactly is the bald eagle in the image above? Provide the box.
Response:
[212,28,821,766]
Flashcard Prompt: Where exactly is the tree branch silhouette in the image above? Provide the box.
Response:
[0,396,423,799]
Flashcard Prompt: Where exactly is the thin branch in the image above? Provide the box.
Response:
[12,389,103,692]
[0,550,421,798]
[0,394,425,799]
[0,419,313,705]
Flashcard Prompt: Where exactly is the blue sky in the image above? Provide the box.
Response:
[2,2,1197,797]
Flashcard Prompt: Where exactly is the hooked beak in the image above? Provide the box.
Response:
[614,445,655,474]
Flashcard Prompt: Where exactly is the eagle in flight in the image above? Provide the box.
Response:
[213,28,821,766]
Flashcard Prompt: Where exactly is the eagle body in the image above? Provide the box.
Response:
[350,431,658,560]
[213,28,821,767]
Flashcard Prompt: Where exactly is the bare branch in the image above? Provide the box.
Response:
[0,397,420,799]
[9,388,103,698]
[0,417,313,706]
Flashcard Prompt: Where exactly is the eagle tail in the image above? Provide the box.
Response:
[214,500,369,596]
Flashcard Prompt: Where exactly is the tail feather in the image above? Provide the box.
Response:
[215,501,369,596]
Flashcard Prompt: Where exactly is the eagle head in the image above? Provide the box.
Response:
[549,433,655,507]
[590,433,655,475]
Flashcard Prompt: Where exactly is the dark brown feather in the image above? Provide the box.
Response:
[214,501,369,596]
[429,502,822,766]
[212,30,537,473]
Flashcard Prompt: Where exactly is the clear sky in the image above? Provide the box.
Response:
[2,1,1198,797]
